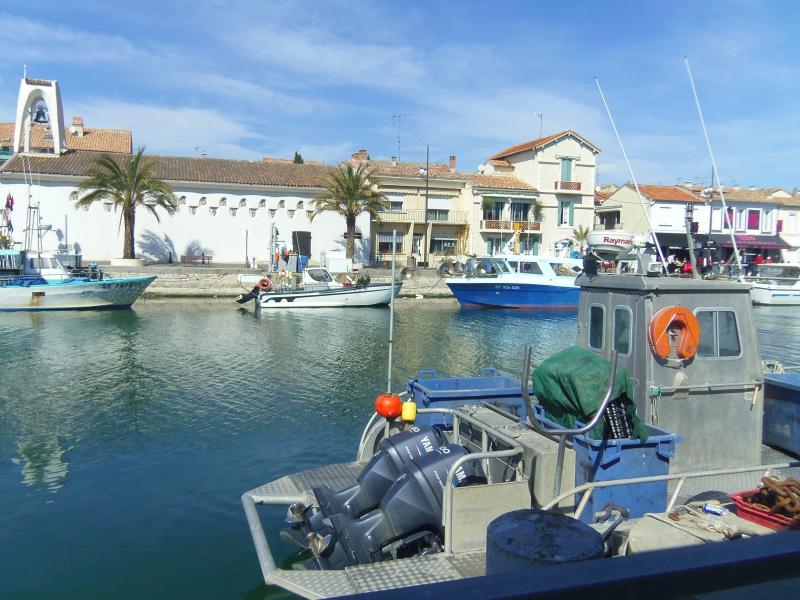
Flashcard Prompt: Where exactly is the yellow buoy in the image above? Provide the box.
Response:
[401,400,417,423]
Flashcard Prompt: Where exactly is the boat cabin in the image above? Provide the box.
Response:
[575,270,762,471]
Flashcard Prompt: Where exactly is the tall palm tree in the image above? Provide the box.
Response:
[75,147,177,259]
[312,162,386,258]
[572,224,591,255]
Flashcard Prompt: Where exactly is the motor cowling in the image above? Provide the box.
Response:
[235,285,260,304]
[314,425,447,519]
[309,444,486,569]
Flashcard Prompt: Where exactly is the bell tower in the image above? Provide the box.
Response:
[12,71,67,155]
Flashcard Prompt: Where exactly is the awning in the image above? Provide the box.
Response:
[709,234,790,250]
[652,232,710,249]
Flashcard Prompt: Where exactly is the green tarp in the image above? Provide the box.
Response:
[532,346,648,441]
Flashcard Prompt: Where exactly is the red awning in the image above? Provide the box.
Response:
[709,234,790,250]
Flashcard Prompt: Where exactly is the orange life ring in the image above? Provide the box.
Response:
[258,277,272,292]
[648,306,701,360]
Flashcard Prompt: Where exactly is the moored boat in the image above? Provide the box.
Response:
[750,264,800,305]
[0,249,155,311]
[236,267,401,309]
[241,252,800,598]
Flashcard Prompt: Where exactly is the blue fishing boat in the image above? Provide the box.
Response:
[446,254,582,308]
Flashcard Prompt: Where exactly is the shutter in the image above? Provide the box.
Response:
[569,201,575,225]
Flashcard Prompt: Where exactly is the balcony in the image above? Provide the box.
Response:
[480,220,541,232]
[375,209,468,225]
[554,180,582,192]
[594,219,624,230]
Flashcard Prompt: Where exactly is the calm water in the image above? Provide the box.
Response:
[0,300,798,599]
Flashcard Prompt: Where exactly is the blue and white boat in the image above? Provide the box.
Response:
[446,254,582,308]
[0,249,155,311]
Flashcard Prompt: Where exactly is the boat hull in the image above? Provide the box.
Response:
[0,276,156,311]
[447,280,579,308]
[751,284,800,305]
[257,283,401,308]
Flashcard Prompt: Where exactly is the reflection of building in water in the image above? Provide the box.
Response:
[12,428,72,494]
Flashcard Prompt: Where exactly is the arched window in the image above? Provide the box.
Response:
[240,198,247,208]
[220,197,227,207]
[278,200,285,208]
[259,199,266,208]
[297,201,304,209]
[179,196,187,205]
[199,197,207,206]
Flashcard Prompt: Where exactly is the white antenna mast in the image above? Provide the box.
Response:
[595,77,668,266]
[684,56,744,282]
[391,113,412,161]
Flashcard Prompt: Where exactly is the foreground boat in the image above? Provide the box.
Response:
[236,267,401,309]
[0,249,155,311]
[241,252,800,598]
[446,254,581,308]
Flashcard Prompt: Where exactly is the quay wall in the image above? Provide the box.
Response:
[106,265,454,298]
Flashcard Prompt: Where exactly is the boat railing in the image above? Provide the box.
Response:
[541,459,800,520]
[520,345,620,499]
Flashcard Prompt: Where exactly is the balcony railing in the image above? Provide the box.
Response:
[594,220,624,230]
[555,180,582,191]
[480,220,541,232]
[376,209,469,225]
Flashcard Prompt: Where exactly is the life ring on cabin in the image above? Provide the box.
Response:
[258,277,272,292]
[648,306,701,361]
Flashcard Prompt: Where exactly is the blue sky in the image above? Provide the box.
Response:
[1,0,797,188]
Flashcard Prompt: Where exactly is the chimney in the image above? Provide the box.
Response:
[449,155,457,172]
[390,155,397,165]
[71,116,84,137]
[351,148,370,162]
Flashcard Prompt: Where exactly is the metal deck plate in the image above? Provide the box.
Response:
[248,462,364,504]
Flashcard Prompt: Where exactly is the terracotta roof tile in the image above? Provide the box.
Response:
[707,187,791,203]
[487,159,513,168]
[366,160,462,180]
[628,184,704,203]
[489,129,600,160]
[0,151,329,188]
[0,122,132,154]
[467,173,536,191]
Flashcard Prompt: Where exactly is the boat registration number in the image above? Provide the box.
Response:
[494,285,520,291]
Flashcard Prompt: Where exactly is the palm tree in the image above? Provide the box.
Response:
[75,147,177,260]
[572,224,591,255]
[312,162,386,258]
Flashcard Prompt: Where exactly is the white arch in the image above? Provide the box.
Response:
[13,77,67,155]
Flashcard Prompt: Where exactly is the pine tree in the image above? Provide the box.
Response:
[293,151,304,164]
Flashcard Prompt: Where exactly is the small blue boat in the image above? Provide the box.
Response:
[446,255,581,308]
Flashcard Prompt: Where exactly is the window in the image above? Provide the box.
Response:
[239,199,247,208]
[388,201,403,212]
[249,208,257,218]
[558,200,573,226]
[762,209,774,233]
[427,209,449,221]
[589,305,605,350]
[519,261,543,274]
[724,207,735,230]
[711,207,722,231]
[278,200,285,208]
[297,201,304,209]
[560,158,574,181]
[209,207,217,216]
[230,208,237,217]
[510,202,530,222]
[747,209,760,230]
[220,197,227,207]
[430,237,457,254]
[412,234,422,255]
[736,208,747,231]
[199,197,207,206]
[483,200,503,220]
[377,232,402,253]
[288,210,295,218]
[695,309,741,358]
[657,206,671,228]
[259,199,266,208]
[179,196,187,205]
[613,307,632,355]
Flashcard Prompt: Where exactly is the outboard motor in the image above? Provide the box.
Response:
[314,425,448,519]
[306,444,486,569]
[236,285,260,304]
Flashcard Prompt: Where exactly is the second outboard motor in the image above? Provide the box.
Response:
[314,425,448,519]
[236,285,260,304]
[308,444,486,569]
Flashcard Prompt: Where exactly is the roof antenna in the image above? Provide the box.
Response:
[534,112,543,138]
[23,64,27,78]
[684,56,744,282]
[392,113,413,162]
[595,77,667,267]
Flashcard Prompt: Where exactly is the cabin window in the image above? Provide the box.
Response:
[589,305,605,351]
[695,309,741,358]
[613,307,632,356]
[519,261,543,274]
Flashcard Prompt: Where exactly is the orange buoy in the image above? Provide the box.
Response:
[258,277,273,292]
[375,393,403,419]
[648,306,701,360]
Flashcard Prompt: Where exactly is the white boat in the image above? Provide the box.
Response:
[0,249,155,311]
[750,264,800,305]
[236,267,401,309]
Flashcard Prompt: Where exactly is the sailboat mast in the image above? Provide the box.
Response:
[684,57,745,282]
[595,78,668,267]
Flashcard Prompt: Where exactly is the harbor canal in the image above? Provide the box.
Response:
[0,300,798,598]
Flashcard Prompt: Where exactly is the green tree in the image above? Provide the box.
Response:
[75,147,177,259]
[531,198,544,223]
[293,151,304,164]
[312,162,386,258]
[572,224,591,254]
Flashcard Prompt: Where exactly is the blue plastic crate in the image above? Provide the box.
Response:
[532,404,680,522]
[407,368,531,427]
[763,374,800,456]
